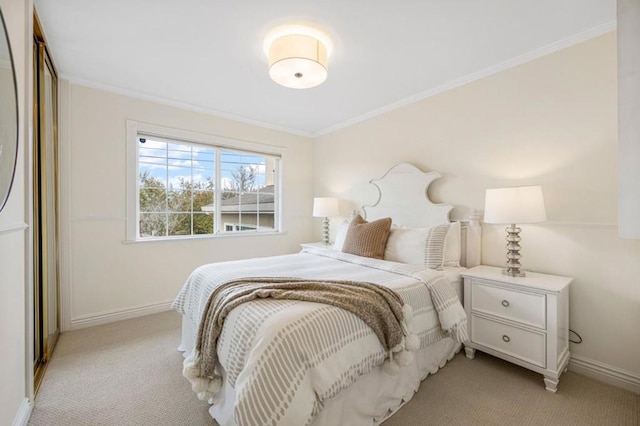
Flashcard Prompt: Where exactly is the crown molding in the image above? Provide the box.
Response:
[59,20,616,140]
[59,76,314,138]
[314,20,617,137]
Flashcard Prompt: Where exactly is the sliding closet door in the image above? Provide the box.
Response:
[33,18,60,393]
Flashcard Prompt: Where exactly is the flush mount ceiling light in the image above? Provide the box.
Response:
[263,25,333,89]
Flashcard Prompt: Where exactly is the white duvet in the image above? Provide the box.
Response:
[172,248,465,426]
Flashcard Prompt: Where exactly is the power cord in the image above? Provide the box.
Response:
[569,329,582,344]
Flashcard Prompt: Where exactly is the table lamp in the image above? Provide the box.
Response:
[484,186,546,277]
[312,197,339,245]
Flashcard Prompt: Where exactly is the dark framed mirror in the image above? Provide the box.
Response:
[0,6,18,213]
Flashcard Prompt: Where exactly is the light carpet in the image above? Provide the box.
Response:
[30,311,639,426]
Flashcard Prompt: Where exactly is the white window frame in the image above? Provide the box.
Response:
[126,120,284,242]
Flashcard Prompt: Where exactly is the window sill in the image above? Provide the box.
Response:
[122,230,287,244]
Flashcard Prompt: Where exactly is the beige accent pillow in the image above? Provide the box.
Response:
[341,215,392,259]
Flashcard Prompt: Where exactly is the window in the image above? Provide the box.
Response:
[127,121,282,241]
[224,224,257,232]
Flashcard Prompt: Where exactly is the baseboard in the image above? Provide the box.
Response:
[69,300,174,330]
[569,354,640,394]
[12,398,32,426]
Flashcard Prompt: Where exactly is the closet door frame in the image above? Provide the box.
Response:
[33,14,60,394]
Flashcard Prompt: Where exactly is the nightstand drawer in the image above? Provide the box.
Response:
[471,281,546,329]
[471,315,546,368]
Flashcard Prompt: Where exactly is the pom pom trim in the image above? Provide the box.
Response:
[405,334,420,352]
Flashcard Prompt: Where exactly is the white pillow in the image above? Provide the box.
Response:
[443,221,461,267]
[384,226,428,265]
[380,221,462,267]
[333,221,349,251]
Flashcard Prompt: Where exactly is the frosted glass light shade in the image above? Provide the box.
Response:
[267,34,328,89]
[484,186,547,224]
[313,197,339,217]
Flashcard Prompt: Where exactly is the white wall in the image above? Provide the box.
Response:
[0,0,32,423]
[314,32,640,386]
[60,83,314,328]
[618,0,640,238]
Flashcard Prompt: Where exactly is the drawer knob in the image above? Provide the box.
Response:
[502,335,511,343]
[501,300,510,307]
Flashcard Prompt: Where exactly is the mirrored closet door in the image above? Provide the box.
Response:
[33,12,59,393]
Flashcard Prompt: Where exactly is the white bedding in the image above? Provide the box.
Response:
[442,266,465,302]
[173,249,466,426]
[303,246,466,301]
[180,317,459,426]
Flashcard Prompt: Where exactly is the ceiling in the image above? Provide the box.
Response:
[34,0,615,136]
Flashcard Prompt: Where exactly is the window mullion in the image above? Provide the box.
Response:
[274,158,280,232]
[165,144,169,236]
[190,146,194,236]
[215,149,221,234]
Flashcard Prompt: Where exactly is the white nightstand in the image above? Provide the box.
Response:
[461,265,572,392]
[300,242,334,250]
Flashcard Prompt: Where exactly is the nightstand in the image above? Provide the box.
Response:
[461,265,572,392]
[300,242,334,250]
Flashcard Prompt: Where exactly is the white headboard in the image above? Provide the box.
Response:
[362,163,481,268]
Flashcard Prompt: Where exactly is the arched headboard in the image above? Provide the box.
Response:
[363,163,481,268]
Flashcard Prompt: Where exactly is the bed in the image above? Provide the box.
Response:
[173,163,481,426]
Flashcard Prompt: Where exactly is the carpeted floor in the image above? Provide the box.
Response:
[30,311,639,426]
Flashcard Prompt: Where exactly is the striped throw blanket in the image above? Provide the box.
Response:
[182,277,420,402]
[424,277,468,343]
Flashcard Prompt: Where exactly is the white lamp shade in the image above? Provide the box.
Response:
[484,186,547,224]
[313,197,339,217]
[268,34,328,89]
